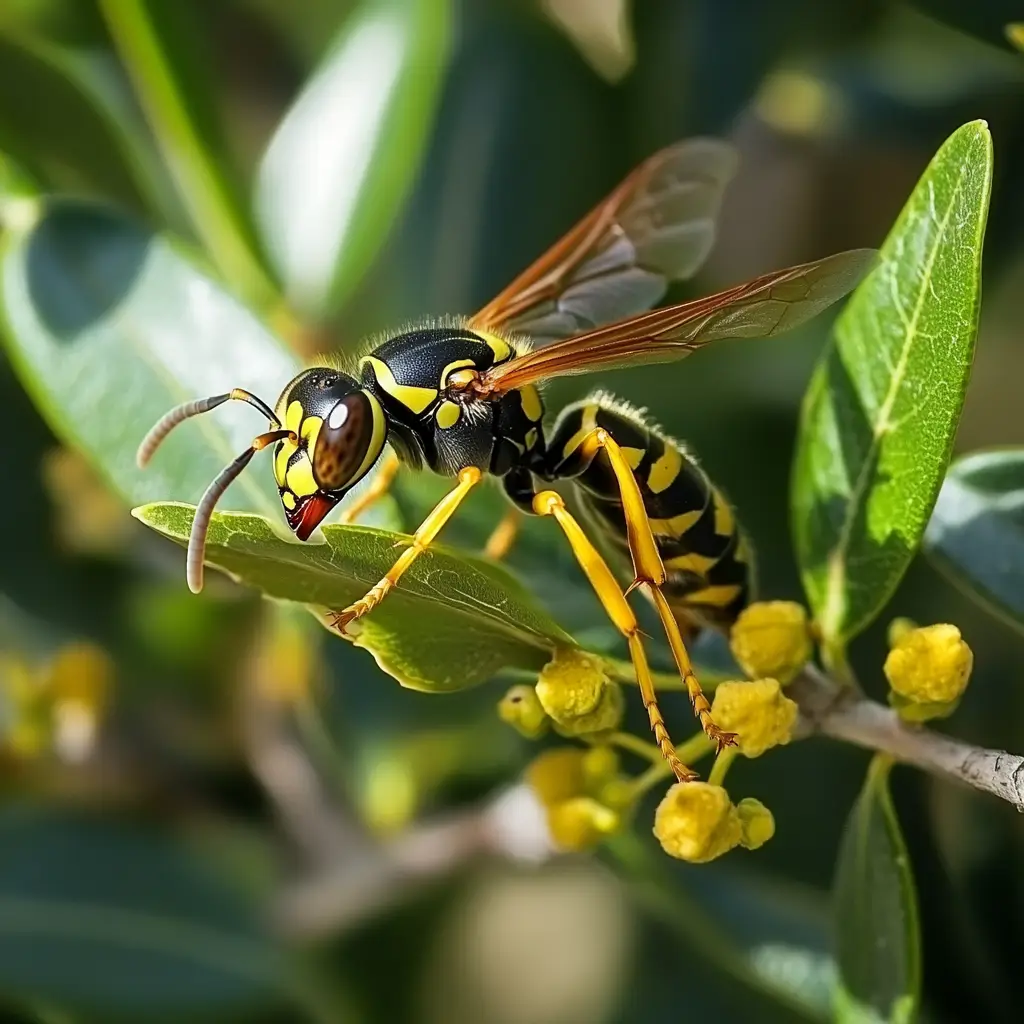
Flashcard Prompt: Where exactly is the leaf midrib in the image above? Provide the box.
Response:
[820,163,969,640]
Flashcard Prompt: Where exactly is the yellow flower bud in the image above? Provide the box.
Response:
[653,782,742,863]
[524,748,587,805]
[711,678,797,757]
[886,617,917,648]
[884,623,972,705]
[581,745,620,786]
[887,689,960,723]
[547,796,621,851]
[47,643,113,712]
[536,648,623,735]
[729,601,812,684]
[736,798,775,850]
[498,685,550,738]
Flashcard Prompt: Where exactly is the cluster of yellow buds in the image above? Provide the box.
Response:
[654,783,775,862]
[499,647,623,740]
[1,641,113,763]
[884,619,973,722]
[525,744,631,851]
[729,601,812,685]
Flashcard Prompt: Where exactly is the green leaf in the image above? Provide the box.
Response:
[792,120,992,647]
[98,0,276,306]
[0,33,152,212]
[833,756,921,1023]
[255,0,453,318]
[0,198,298,514]
[133,502,573,691]
[0,806,286,1019]
[924,448,1024,632]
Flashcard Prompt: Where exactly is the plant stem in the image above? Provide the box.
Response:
[790,665,1024,811]
[99,0,277,308]
[707,746,738,786]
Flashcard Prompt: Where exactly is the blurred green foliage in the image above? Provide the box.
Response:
[0,2,1023,1023]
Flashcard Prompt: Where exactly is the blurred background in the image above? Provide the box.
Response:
[1,1,1023,1021]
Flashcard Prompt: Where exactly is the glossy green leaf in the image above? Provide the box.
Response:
[924,448,1024,631]
[0,198,297,514]
[133,502,573,691]
[0,806,285,1019]
[255,0,453,317]
[792,120,992,646]
[833,756,921,1023]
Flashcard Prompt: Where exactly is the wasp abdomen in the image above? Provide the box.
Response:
[546,395,753,633]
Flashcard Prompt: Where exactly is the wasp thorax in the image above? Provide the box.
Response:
[313,391,381,491]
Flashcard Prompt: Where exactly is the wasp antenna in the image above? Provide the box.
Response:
[137,388,280,469]
[186,428,294,594]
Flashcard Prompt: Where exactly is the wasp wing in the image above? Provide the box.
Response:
[468,138,738,345]
[475,249,876,394]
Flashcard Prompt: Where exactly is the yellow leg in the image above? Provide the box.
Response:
[330,467,482,633]
[577,428,735,752]
[338,450,400,525]
[532,490,698,783]
[483,508,521,561]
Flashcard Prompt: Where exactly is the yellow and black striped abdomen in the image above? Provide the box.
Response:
[544,394,754,633]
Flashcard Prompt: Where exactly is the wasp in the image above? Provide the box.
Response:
[138,139,874,781]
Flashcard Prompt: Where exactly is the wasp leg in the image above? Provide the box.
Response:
[330,466,482,633]
[576,428,736,753]
[483,508,521,561]
[532,490,698,782]
[338,450,401,525]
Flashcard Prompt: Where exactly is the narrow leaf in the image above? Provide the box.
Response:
[924,448,1024,632]
[792,120,992,646]
[0,33,151,213]
[255,0,453,317]
[0,199,297,514]
[99,0,276,305]
[833,756,921,1023]
[133,502,573,691]
[0,806,285,1018]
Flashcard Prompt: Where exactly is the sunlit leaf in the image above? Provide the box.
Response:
[833,756,921,1023]
[0,806,286,1019]
[792,120,992,647]
[134,502,573,692]
[924,448,1024,632]
[255,0,453,318]
[0,198,296,515]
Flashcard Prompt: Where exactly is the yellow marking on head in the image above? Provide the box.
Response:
[286,457,318,498]
[649,509,703,536]
[560,403,600,459]
[520,385,543,422]
[435,401,461,429]
[476,330,512,364]
[275,440,296,488]
[664,551,719,575]
[525,427,538,449]
[362,356,437,414]
[441,358,477,387]
[684,584,744,608]
[281,491,296,511]
[648,443,682,494]
[301,415,323,454]
[285,400,304,435]
[713,491,735,536]
[621,446,645,470]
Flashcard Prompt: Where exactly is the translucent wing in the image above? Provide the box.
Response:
[468,138,738,345]
[473,249,876,395]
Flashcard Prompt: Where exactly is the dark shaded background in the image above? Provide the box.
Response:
[1,1,1024,1021]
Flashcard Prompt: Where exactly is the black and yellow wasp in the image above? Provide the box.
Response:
[139,138,874,781]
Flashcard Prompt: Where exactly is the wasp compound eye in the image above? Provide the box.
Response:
[312,391,376,491]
